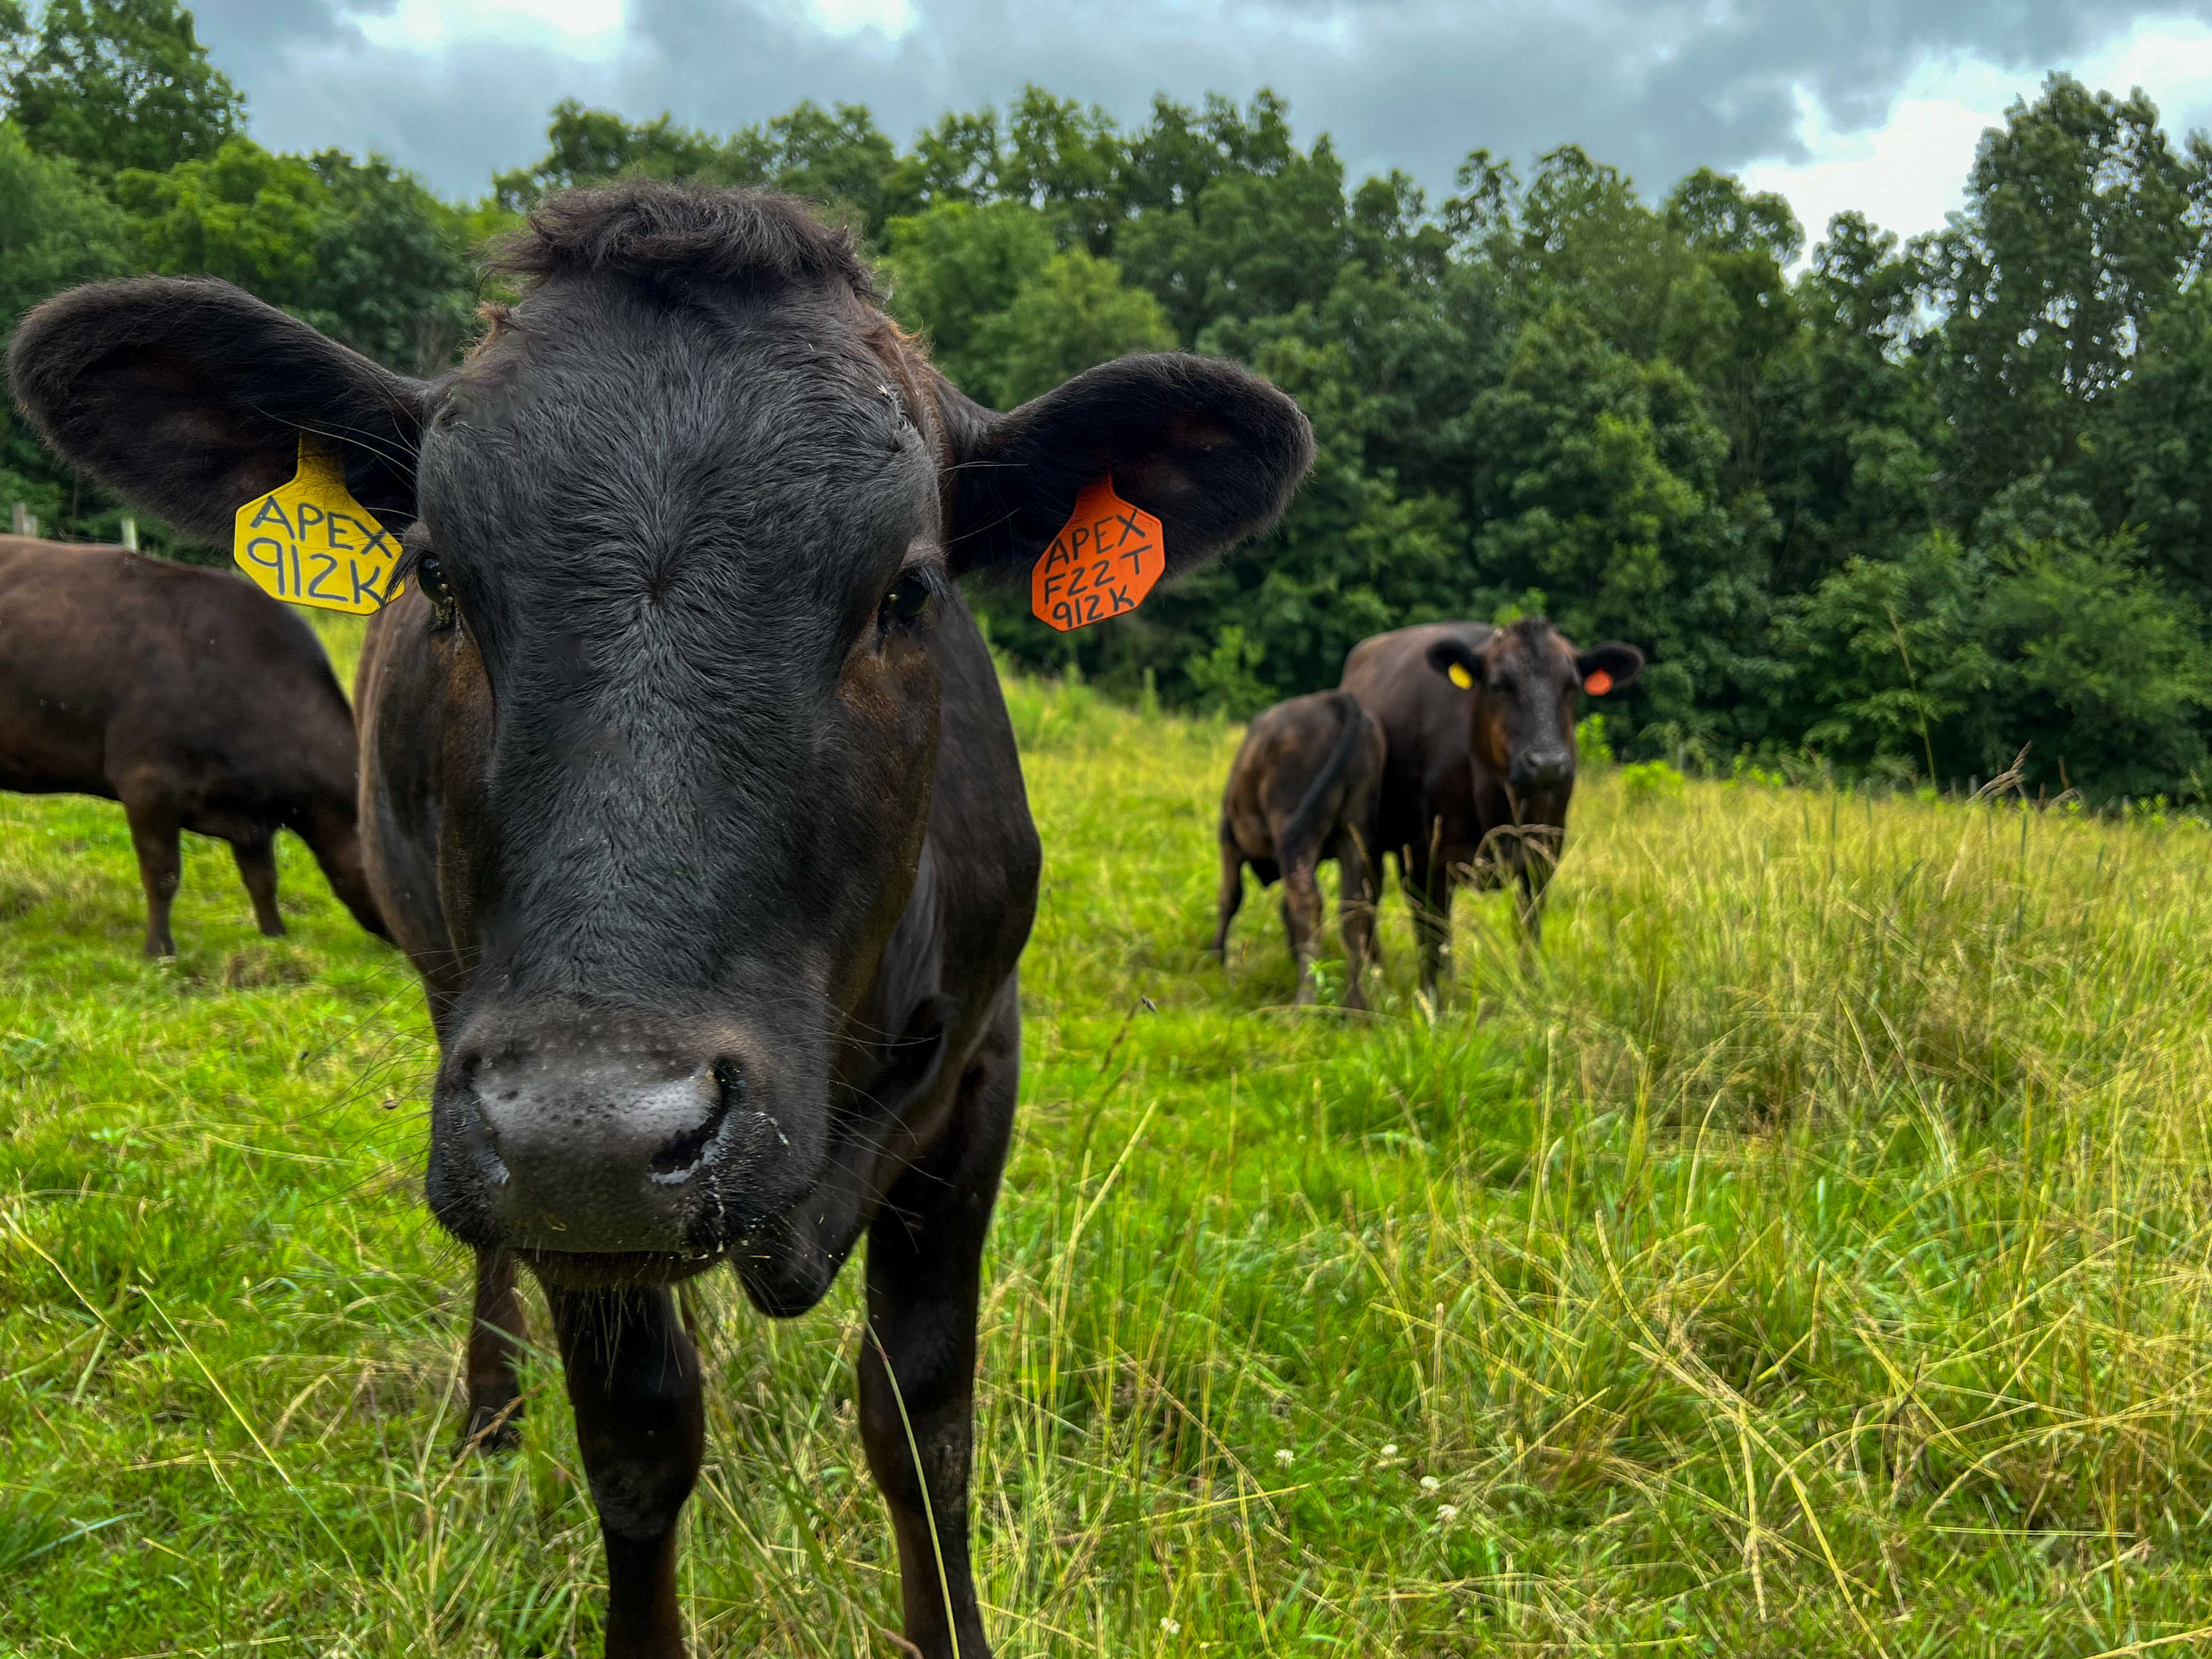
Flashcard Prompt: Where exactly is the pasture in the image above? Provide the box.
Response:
[3,618,2212,1657]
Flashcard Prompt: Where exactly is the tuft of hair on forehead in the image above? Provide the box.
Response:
[1498,615,1563,651]
[486,179,877,303]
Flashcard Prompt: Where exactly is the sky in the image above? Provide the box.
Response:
[185,1,2212,246]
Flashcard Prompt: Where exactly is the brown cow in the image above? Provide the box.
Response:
[10,185,1312,1659]
[1340,617,1643,994]
[0,536,386,956]
[1209,689,1384,1008]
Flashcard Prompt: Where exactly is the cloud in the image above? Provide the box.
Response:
[186,0,2212,221]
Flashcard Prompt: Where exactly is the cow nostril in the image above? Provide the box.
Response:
[647,1060,742,1179]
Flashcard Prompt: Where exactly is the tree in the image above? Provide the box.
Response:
[967,248,1173,407]
[880,200,1056,390]
[1917,75,2212,521]
[114,137,472,374]
[492,98,760,211]
[10,0,241,176]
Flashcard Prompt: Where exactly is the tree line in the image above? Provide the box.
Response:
[4,1,2210,800]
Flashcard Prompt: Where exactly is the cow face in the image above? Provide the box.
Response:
[10,186,1313,1282]
[1425,619,1643,800]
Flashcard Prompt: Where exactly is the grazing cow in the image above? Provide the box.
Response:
[10,183,1311,1659]
[0,537,386,956]
[1340,618,1643,993]
[1209,689,1384,1008]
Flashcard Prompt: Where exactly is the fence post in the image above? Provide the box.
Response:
[119,515,137,551]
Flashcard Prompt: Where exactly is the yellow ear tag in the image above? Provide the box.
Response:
[1031,478,1165,632]
[1447,662,1475,689]
[233,436,403,614]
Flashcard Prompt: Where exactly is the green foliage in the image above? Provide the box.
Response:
[1181,623,1272,717]
[1616,757,1685,803]
[967,249,1174,406]
[3,13,2212,798]
[9,0,240,176]
[113,137,472,374]
[1919,75,2212,518]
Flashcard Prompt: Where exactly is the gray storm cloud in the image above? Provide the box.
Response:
[186,0,2212,201]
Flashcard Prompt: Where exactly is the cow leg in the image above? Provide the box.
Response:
[229,830,286,938]
[1402,841,1454,1000]
[1207,833,1244,956]
[858,1037,1015,1659]
[462,1246,528,1452]
[1334,835,1376,1012]
[1281,854,1323,1004]
[121,795,182,958]
[547,1283,703,1659]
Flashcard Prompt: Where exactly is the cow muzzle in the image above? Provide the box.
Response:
[1509,747,1576,792]
[427,1009,816,1264]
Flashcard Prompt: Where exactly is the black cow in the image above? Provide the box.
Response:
[9,183,1311,1659]
[1340,618,1643,993]
[1209,689,1385,1008]
[0,536,386,955]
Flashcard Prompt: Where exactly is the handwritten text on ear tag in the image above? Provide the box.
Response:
[1584,670,1615,696]
[233,436,402,614]
[1032,478,1163,632]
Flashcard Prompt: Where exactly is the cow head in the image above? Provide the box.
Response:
[1425,618,1643,802]
[10,183,1312,1283]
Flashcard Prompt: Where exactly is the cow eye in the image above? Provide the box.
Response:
[413,553,455,624]
[879,572,932,630]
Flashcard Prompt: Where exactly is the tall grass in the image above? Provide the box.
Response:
[3,659,2211,1655]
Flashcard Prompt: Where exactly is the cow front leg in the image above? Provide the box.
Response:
[462,1246,527,1452]
[1401,842,1454,1000]
[857,1049,1014,1659]
[547,1283,703,1659]
[1334,834,1377,1011]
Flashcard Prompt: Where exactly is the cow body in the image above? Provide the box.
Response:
[12,183,1311,1657]
[0,536,384,955]
[1209,688,1383,1008]
[1342,618,1643,993]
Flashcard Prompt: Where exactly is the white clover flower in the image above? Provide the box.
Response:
[1437,1504,1459,1524]
[1420,1474,1441,1493]
[1275,1447,1294,1467]
[1159,1615,1181,1636]
[1381,1443,1399,1458]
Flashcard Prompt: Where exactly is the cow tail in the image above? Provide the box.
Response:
[1280,692,1372,871]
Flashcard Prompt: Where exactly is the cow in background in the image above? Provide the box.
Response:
[1209,688,1385,1008]
[1341,617,1643,995]
[0,537,385,956]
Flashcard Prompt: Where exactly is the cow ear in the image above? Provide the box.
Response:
[937,352,1313,579]
[8,277,426,547]
[1426,638,1482,691]
[1575,642,1645,695]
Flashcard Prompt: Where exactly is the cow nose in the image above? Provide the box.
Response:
[1512,748,1575,791]
[440,1028,777,1256]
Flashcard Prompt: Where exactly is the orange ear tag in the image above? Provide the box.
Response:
[1031,478,1164,632]
[232,434,403,614]
[1584,670,1615,696]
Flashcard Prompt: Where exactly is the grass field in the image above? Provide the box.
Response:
[6,618,2212,1656]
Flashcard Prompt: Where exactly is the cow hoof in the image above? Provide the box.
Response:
[459,1402,523,1455]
